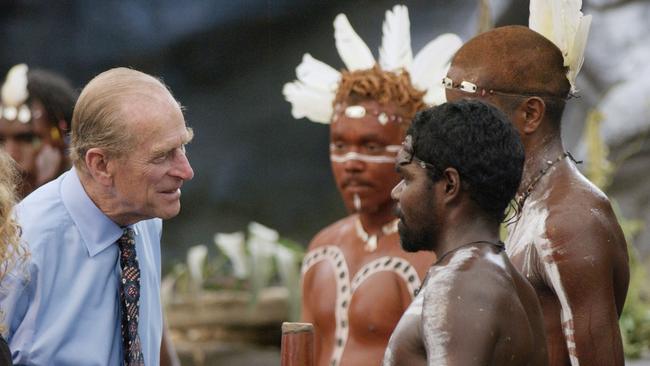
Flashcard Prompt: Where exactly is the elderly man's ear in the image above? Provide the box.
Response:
[85,148,114,186]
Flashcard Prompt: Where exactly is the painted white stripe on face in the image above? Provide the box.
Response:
[385,145,403,153]
[330,152,396,164]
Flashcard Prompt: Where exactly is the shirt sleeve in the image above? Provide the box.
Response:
[0,259,34,340]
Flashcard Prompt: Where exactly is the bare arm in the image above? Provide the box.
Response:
[543,208,629,366]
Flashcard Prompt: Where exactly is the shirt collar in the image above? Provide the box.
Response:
[61,167,124,257]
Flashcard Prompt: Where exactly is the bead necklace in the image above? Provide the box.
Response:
[354,217,399,252]
[516,152,569,207]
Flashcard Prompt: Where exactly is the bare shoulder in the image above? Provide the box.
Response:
[545,163,627,260]
[306,215,355,251]
[423,247,510,307]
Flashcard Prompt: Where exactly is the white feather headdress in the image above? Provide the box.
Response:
[283,5,463,124]
[529,0,592,94]
[0,63,32,123]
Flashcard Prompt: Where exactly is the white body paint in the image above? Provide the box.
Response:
[421,247,479,366]
[506,196,579,366]
[302,245,422,366]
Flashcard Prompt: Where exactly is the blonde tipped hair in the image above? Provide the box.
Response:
[0,150,27,284]
[69,67,175,168]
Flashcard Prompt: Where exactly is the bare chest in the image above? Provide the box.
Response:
[302,245,422,366]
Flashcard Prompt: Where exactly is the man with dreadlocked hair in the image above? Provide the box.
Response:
[0,64,77,197]
[284,6,462,365]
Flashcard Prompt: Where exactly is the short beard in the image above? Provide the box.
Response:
[398,220,435,253]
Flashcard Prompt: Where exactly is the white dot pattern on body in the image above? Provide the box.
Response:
[301,245,422,366]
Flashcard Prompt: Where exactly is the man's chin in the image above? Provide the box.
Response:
[154,204,181,220]
[398,229,428,253]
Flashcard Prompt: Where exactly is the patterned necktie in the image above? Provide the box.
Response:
[117,227,145,366]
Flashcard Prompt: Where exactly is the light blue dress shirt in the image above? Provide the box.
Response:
[0,168,162,365]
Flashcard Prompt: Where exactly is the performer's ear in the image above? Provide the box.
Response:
[520,97,545,135]
[85,148,113,186]
[441,167,461,201]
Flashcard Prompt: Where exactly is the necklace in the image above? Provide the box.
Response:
[354,217,399,252]
[515,152,568,207]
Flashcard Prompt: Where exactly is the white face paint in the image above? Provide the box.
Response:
[353,194,361,211]
[330,152,396,164]
[329,144,402,165]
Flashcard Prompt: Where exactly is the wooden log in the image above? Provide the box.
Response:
[281,322,314,366]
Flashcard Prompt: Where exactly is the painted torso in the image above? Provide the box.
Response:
[383,244,547,366]
[505,162,629,366]
[301,215,434,366]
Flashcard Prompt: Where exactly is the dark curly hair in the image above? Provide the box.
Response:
[27,68,78,129]
[334,65,425,121]
[408,100,524,222]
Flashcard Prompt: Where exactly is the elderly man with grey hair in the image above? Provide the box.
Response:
[0,67,194,365]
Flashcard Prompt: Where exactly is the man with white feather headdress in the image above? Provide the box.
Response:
[444,1,629,365]
[0,64,77,197]
[284,5,461,366]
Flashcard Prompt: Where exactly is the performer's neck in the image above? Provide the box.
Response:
[434,213,500,261]
[519,133,565,195]
[356,203,396,233]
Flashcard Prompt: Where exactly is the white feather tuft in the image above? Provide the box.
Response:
[409,33,463,106]
[379,5,412,72]
[1,64,29,106]
[566,14,591,93]
[296,53,340,93]
[334,14,375,71]
[529,0,591,93]
[283,81,335,124]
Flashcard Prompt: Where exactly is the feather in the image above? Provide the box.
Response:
[379,5,412,72]
[1,64,29,106]
[334,14,375,71]
[409,33,463,105]
[296,53,340,92]
[282,81,334,124]
[566,15,591,93]
[529,0,553,42]
[529,0,591,92]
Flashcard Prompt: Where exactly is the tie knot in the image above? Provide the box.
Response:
[118,227,135,250]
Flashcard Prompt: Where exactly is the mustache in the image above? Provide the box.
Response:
[393,205,403,220]
[341,177,374,188]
